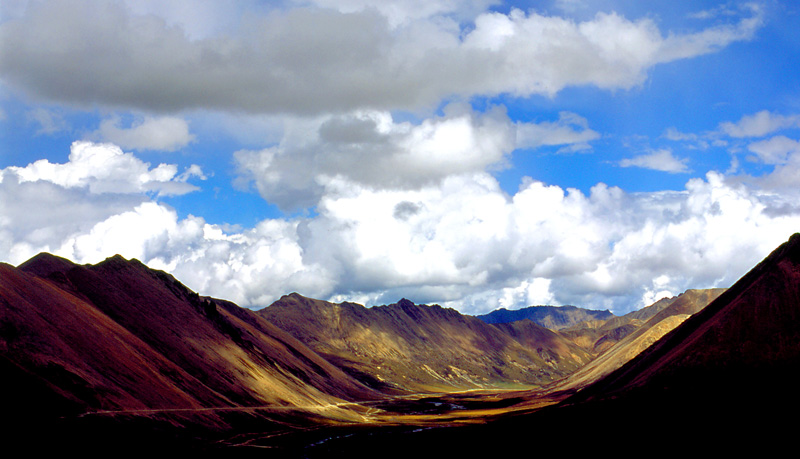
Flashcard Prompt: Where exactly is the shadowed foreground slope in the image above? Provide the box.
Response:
[567,233,800,407]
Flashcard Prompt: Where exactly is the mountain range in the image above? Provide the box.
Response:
[258,294,593,392]
[2,233,799,454]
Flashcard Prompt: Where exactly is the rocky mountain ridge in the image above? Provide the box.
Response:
[258,293,594,392]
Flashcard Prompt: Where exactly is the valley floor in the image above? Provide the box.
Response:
[15,387,566,455]
[11,374,799,457]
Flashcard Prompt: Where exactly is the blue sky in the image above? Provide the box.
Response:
[2,0,800,315]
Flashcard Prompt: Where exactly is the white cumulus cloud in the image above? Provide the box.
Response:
[516,112,600,151]
[233,104,603,211]
[1,141,203,195]
[0,141,205,263]
[0,0,792,319]
[233,105,517,210]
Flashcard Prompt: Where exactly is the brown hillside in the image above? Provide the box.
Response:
[1,260,212,414]
[258,294,593,392]
[556,289,723,356]
[555,297,677,356]
[553,288,725,391]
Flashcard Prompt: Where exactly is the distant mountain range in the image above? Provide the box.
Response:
[2,233,799,454]
[476,304,614,329]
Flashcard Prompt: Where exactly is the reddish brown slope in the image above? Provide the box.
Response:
[2,254,380,420]
[1,260,214,413]
[490,319,593,368]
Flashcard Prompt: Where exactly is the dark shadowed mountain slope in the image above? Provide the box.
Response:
[1,253,381,424]
[258,295,593,392]
[563,233,800,416]
[476,304,614,329]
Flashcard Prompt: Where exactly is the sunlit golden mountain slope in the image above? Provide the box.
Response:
[551,288,725,392]
[258,294,593,392]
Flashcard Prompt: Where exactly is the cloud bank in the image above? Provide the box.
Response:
[3,133,800,315]
[0,0,763,114]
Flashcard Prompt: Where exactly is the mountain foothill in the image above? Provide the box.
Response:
[2,234,799,454]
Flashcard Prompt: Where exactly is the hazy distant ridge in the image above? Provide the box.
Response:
[476,305,614,329]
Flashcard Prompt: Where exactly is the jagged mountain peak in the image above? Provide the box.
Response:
[396,298,415,308]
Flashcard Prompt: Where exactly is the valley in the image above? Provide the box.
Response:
[2,234,800,455]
